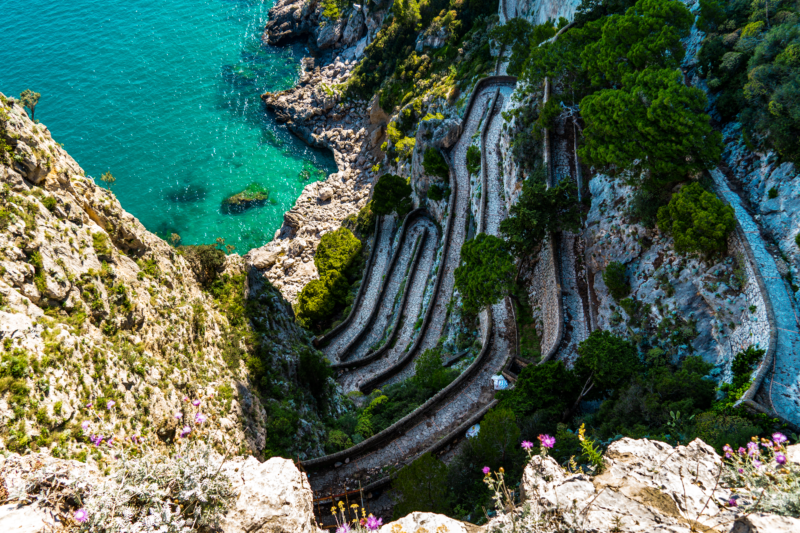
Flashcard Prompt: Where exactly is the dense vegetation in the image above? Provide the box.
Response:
[697,0,800,162]
[296,228,365,332]
[372,173,413,218]
[454,233,515,315]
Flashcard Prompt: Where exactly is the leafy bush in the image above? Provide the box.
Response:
[602,261,630,300]
[657,182,736,256]
[92,232,112,258]
[497,361,578,422]
[426,182,448,201]
[454,233,515,315]
[769,187,779,199]
[315,227,362,276]
[181,244,225,287]
[466,145,481,175]
[372,174,413,218]
[422,147,449,179]
[499,173,580,259]
[573,330,640,407]
[393,453,452,519]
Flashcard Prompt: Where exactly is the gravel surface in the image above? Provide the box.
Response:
[339,218,440,391]
[338,216,437,363]
[323,215,397,362]
[307,82,518,495]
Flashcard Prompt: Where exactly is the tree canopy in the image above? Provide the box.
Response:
[573,330,639,405]
[579,69,722,185]
[372,174,413,218]
[454,233,515,315]
[422,147,449,179]
[657,182,736,256]
[19,89,40,120]
[499,174,581,258]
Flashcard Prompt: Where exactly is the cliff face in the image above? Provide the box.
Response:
[0,95,329,459]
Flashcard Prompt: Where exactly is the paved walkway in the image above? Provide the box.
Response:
[322,216,396,362]
[710,168,800,423]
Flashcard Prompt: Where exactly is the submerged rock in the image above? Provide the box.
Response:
[222,183,272,213]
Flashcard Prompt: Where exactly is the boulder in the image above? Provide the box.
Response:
[379,512,476,533]
[368,94,389,126]
[220,456,320,533]
[319,186,334,201]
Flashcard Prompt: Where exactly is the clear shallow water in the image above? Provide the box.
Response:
[0,0,335,253]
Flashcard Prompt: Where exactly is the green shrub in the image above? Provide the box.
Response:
[325,429,353,453]
[41,196,56,212]
[181,244,225,286]
[296,278,336,330]
[466,145,481,175]
[768,187,778,199]
[796,232,800,248]
[315,227,362,277]
[372,174,413,218]
[92,232,112,257]
[422,147,449,179]
[355,201,375,235]
[602,261,630,300]
[574,330,640,405]
[426,182,449,202]
[454,233,515,315]
[657,182,736,256]
[393,453,451,519]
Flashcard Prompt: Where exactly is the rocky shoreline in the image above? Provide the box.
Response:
[245,1,392,303]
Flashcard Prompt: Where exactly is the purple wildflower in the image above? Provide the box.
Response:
[776,452,787,465]
[85,403,93,409]
[738,468,744,474]
[179,426,191,438]
[175,412,183,420]
[482,466,491,475]
[183,396,189,402]
[366,516,383,531]
[753,459,762,469]
[728,498,737,507]
[81,421,90,433]
[773,432,788,445]
[747,442,760,457]
[722,444,733,458]
[90,434,105,447]
[538,434,556,449]
[335,523,351,533]
[74,508,89,523]
[521,440,534,450]
[106,400,115,410]
[194,412,207,424]
[738,447,746,456]
[192,399,201,407]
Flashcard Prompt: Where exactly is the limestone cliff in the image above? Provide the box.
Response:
[0,94,330,460]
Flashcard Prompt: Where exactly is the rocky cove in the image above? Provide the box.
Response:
[3,0,800,531]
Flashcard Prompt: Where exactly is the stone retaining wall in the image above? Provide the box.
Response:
[357,147,458,391]
[334,208,429,362]
[315,216,382,347]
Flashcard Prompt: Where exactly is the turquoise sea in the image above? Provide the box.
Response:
[0,0,336,253]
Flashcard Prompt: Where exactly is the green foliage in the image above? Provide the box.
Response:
[19,89,40,120]
[627,185,670,228]
[580,69,722,185]
[490,19,556,77]
[411,347,458,392]
[393,453,451,518]
[717,345,766,406]
[596,355,716,440]
[355,200,375,235]
[297,228,363,332]
[394,0,421,29]
[499,173,581,259]
[768,187,779,199]
[100,171,116,189]
[657,182,736,256]
[92,232,112,257]
[454,233,515,315]
[41,196,56,212]
[796,232,800,248]
[315,227,362,277]
[580,0,693,88]
[497,361,579,422]
[574,330,639,402]
[602,261,630,300]
[325,429,353,453]
[372,174,413,218]
[426,182,449,202]
[181,244,225,287]
[297,348,333,407]
[321,0,347,20]
[466,145,481,175]
[573,0,638,26]
[422,147,449,179]
[355,395,388,438]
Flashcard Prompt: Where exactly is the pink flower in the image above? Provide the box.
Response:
[521,440,534,450]
[81,421,91,433]
[753,459,762,469]
[175,412,183,420]
[179,426,191,438]
[106,400,116,410]
[73,508,88,523]
[773,432,788,445]
[192,399,201,407]
[85,403,93,409]
[482,466,491,475]
[366,516,383,530]
[747,442,759,457]
[776,452,787,465]
[194,412,207,424]
[538,434,556,449]
[728,498,737,507]
[738,447,746,456]
[722,444,733,458]
[90,435,105,447]
[335,524,351,533]
[738,468,744,474]
[183,396,189,402]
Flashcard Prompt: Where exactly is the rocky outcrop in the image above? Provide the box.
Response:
[0,95,327,459]
[264,0,370,52]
